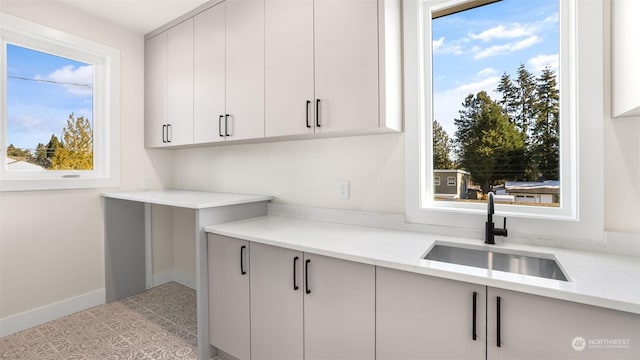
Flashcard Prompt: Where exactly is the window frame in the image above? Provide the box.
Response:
[0,12,120,192]
[404,0,605,242]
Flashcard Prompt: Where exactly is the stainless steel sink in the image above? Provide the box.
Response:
[423,243,568,281]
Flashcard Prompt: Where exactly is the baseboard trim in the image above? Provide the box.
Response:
[152,270,196,290]
[0,288,105,338]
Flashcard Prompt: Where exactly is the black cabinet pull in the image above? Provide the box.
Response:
[472,291,477,341]
[306,100,311,128]
[305,259,311,294]
[162,124,167,143]
[496,296,501,347]
[166,124,172,143]
[315,99,321,127]
[219,115,224,137]
[293,256,299,290]
[240,245,247,275]
[225,114,230,136]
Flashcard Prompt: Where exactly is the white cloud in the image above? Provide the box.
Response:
[469,23,535,42]
[473,35,542,59]
[544,13,559,23]
[40,65,94,96]
[432,38,464,56]
[528,53,559,72]
[478,67,496,77]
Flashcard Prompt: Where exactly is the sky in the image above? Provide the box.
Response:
[6,44,93,151]
[431,0,559,138]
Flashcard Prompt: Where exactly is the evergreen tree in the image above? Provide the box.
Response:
[433,119,454,169]
[51,114,93,170]
[531,66,560,180]
[496,72,518,121]
[454,91,525,193]
[514,63,537,138]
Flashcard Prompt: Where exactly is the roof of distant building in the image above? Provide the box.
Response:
[6,157,45,171]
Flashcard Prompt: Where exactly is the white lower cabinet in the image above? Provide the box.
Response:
[208,235,375,360]
[208,234,250,360]
[376,267,486,359]
[377,267,640,360]
[304,253,375,360]
[249,243,304,360]
[487,287,640,360]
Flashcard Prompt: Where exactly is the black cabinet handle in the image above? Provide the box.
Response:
[166,124,172,143]
[472,291,477,341]
[225,114,230,136]
[293,256,299,290]
[305,259,311,294]
[240,245,247,275]
[219,115,224,137]
[496,296,501,347]
[306,100,311,128]
[315,99,321,127]
[162,124,167,143]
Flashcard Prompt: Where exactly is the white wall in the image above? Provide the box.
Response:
[0,1,172,324]
[172,133,405,214]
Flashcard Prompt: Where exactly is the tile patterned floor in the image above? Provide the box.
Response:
[0,282,218,360]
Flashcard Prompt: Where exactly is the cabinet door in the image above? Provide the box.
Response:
[225,0,265,141]
[250,243,304,360]
[376,267,486,359]
[487,287,640,360]
[194,3,226,144]
[314,0,379,133]
[144,32,167,148]
[304,254,375,360]
[264,0,314,137]
[208,234,250,360]
[166,18,194,146]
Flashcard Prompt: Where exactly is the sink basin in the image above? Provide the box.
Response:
[423,243,568,281]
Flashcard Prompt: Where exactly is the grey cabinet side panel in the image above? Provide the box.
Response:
[105,198,146,303]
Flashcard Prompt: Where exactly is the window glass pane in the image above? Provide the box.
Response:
[431,0,559,207]
[6,43,94,171]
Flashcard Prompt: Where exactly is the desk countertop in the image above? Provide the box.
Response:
[102,189,273,209]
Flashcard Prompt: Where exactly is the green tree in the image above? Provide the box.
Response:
[6,144,32,160]
[514,63,537,138]
[51,114,93,170]
[531,66,560,180]
[433,120,454,169]
[454,91,526,193]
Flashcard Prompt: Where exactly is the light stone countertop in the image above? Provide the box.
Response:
[102,189,273,209]
[205,215,640,315]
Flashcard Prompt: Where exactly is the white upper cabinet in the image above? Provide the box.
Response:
[145,0,401,148]
[166,19,194,146]
[194,3,226,144]
[225,0,265,141]
[611,0,640,118]
[144,19,193,148]
[314,0,379,134]
[264,0,315,137]
[265,0,401,137]
[144,32,167,148]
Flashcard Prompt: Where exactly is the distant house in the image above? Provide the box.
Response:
[504,180,560,204]
[434,169,471,200]
[6,157,45,171]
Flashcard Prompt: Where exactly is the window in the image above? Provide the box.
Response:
[431,0,561,208]
[0,12,120,191]
[447,176,456,186]
[404,0,605,241]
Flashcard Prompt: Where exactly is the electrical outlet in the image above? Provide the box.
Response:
[338,180,350,199]
[143,176,150,190]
